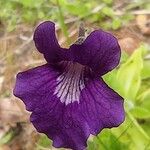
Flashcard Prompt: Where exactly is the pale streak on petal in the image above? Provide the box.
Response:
[54,61,85,105]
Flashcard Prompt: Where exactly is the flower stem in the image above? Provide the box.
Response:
[74,22,86,45]
[56,0,70,45]
[78,22,86,38]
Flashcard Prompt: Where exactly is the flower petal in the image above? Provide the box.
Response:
[14,63,125,150]
[70,30,121,76]
[79,77,125,135]
[33,21,121,75]
[33,21,69,63]
[33,21,59,54]
[13,64,59,111]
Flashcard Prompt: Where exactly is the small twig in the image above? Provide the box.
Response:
[91,4,106,13]
[115,10,150,15]
[132,10,150,15]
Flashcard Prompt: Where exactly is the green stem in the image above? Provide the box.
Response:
[56,0,70,45]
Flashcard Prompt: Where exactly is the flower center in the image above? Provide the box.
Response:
[54,61,86,105]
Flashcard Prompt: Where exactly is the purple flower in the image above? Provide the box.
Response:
[13,21,125,150]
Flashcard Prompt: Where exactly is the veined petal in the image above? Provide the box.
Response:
[69,30,121,76]
[33,21,60,54]
[34,21,121,76]
[13,62,125,150]
[79,78,125,135]
[13,64,59,111]
[33,21,70,63]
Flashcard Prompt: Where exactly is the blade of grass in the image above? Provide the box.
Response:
[116,122,132,140]
[56,0,70,45]
[127,111,150,140]
[97,136,109,150]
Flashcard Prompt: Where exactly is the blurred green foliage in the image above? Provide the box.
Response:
[1,0,148,32]
[0,0,150,150]
[102,44,150,150]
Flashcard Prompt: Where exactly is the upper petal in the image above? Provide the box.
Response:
[33,21,60,54]
[33,21,121,76]
[69,30,121,76]
[33,21,70,63]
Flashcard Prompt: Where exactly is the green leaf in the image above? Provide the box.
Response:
[127,111,150,144]
[65,3,90,17]
[138,89,150,103]
[130,106,150,119]
[121,13,134,24]
[102,0,112,4]
[0,131,13,145]
[36,135,51,149]
[103,69,120,93]
[18,0,43,8]
[89,128,129,150]
[138,89,150,112]
[117,45,144,100]
[109,133,123,150]
[101,7,114,17]
[141,60,150,79]
[112,18,122,30]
